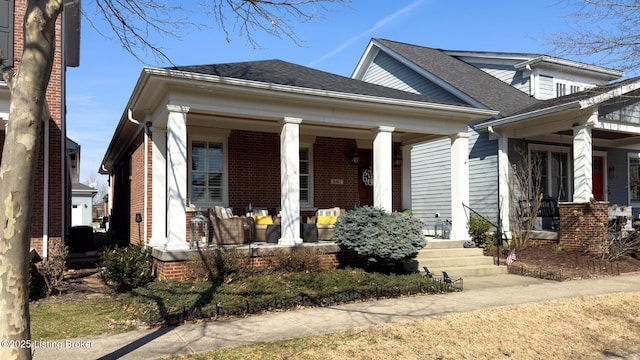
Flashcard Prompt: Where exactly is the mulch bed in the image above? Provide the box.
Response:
[508,244,640,281]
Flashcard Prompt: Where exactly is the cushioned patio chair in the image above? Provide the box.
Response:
[208,207,250,245]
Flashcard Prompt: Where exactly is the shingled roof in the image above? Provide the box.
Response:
[507,76,640,117]
[374,39,540,116]
[168,59,470,107]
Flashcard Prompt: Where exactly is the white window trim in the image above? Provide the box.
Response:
[188,133,229,209]
[300,143,314,208]
[628,152,640,205]
[553,79,596,98]
[529,144,573,200]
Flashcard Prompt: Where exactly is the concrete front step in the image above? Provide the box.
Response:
[425,239,468,249]
[418,247,485,258]
[418,238,504,278]
[419,255,495,268]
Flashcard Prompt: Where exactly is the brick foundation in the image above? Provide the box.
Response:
[152,245,362,280]
[558,202,608,254]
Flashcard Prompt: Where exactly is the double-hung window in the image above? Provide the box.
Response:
[530,145,571,201]
[299,146,313,207]
[191,140,225,206]
[629,155,640,202]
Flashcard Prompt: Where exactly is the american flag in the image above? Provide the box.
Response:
[506,250,517,266]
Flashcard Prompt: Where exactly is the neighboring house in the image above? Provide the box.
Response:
[99,60,496,271]
[0,0,81,257]
[71,183,97,226]
[352,38,634,236]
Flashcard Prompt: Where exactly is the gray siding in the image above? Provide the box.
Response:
[411,138,451,231]
[538,75,554,100]
[601,96,640,125]
[608,148,634,214]
[363,51,467,105]
[468,62,530,96]
[468,128,499,224]
[0,0,12,67]
[411,129,499,233]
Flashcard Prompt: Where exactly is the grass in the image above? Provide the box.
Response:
[165,292,640,360]
[29,268,449,339]
[30,297,138,340]
[122,268,449,326]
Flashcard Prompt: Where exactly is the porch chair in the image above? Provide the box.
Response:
[307,207,345,241]
[208,206,250,245]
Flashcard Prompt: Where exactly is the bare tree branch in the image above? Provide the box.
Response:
[549,0,640,74]
[84,0,349,65]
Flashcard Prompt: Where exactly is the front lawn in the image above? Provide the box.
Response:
[122,268,450,326]
[30,268,451,339]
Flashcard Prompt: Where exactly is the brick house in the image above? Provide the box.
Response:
[0,0,80,257]
[99,60,497,276]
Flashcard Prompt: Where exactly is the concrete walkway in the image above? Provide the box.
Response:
[31,272,640,360]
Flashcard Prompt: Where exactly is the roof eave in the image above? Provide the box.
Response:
[141,68,498,121]
[515,56,624,80]
[476,101,580,130]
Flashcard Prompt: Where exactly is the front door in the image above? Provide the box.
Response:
[358,149,373,207]
[593,156,604,201]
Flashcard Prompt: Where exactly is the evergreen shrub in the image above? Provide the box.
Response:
[467,213,493,249]
[100,242,153,292]
[334,207,426,268]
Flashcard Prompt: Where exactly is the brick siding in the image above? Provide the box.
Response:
[227,130,403,215]
[129,132,145,245]
[9,1,66,254]
[115,129,405,244]
[558,202,608,253]
[153,249,363,280]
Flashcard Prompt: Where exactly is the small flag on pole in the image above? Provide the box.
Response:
[506,250,517,266]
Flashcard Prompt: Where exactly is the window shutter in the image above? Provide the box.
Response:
[0,0,13,67]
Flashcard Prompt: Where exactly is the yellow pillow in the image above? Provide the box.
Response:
[317,215,338,225]
[253,215,273,225]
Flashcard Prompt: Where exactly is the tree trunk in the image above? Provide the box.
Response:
[0,1,61,359]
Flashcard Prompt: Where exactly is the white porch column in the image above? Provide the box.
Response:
[498,133,511,236]
[401,145,412,210]
[166,105,190,250]
[450,132,471,241]
[279,117,303,246]
[373,126,394,212]
[573,120,594,203]
[149,126,167,248]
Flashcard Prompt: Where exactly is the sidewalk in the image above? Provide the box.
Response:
[32,272,640,360]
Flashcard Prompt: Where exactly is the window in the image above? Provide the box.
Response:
[299,146,313,206]
[191,141,224,205]
[556,83,566,97]
[630,156,640,202]
[570,85,581,94]
[0,0,13,68]
[530,146,571,201]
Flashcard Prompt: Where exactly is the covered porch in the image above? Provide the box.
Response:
[477,78,640,236]
[100,61,497,251]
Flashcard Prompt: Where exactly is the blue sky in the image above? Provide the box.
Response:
[66,0,587,183]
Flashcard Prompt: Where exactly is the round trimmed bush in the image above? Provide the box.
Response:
[334,207,426,267]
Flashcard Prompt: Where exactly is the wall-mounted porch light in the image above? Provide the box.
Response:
[349,148,360,165]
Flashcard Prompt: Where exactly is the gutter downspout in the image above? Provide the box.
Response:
[43,111,49,260]
[128,109,149,246]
